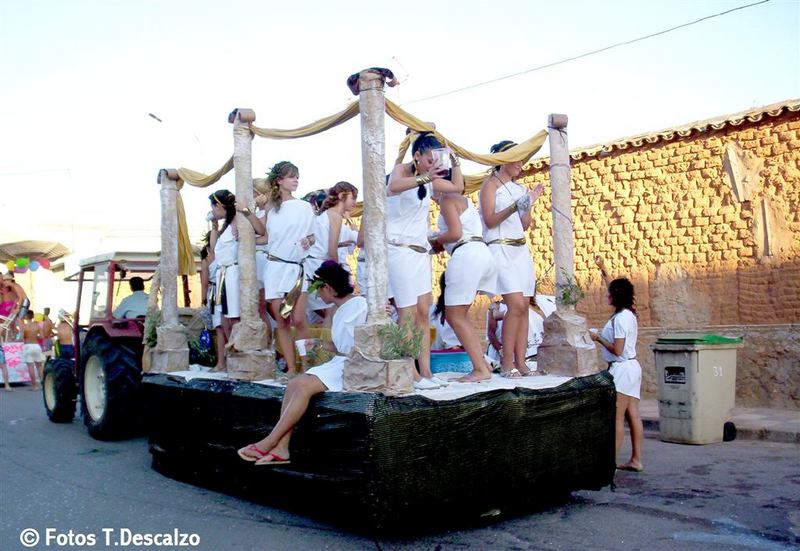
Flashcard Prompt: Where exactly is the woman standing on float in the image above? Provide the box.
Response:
[304,182,358,325]
[387,132,463,390]
[262,161,316,374]
[479,140,543,378]
[208,189,266,369]
[430,186,497,382]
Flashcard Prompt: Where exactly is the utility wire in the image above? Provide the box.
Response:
[404,0,771,105]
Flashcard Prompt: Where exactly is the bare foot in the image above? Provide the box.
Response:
[210,364,227,373]
[2,387,12,392]
[254,447,291,466]
[617,461,644,472]
[457,371,492,383]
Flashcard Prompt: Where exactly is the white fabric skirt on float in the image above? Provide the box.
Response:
[264,259,308,300]
[217,264,240,318]
[489,243,535,297]
[305,355,347,392]
[444,242,497,306]
[609,359,642,399]
[387,247,431,309]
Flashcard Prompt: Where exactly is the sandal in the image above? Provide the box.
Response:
[237,443,270,463]
[500,368,522,379]
[254,451,291,466]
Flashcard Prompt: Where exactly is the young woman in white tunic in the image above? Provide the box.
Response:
[208,189,266,368]
[262,162,316,375]
[479,140,543,378]
[430,191,497,382]
[303,182,358,325]
[237,262,367,466]
[387,133,464,390]
[590,275,644,473]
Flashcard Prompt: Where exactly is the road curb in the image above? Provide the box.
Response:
[642,417,800,444]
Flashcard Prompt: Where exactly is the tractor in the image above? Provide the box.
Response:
[42,252,191,439]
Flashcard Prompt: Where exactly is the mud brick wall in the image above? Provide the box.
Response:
[426,103,800,408]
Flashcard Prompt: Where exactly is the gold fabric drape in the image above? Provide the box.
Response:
[250,102,360,139]
[177,156,234,188]
[174,181,197,276]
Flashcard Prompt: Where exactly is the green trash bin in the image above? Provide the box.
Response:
[652,333,743,444]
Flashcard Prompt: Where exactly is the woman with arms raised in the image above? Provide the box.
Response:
[386,132,464,390]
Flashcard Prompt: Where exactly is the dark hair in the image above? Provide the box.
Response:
[313,260,354,298]
[129,276,145,292]
[320,181,358,213]
[608,277,636,315]
[433,272,446,324]
[200,231,211,261]
[411,132,443,200]
[209,189,236,232]
[266,161,299,212]
[490,140,517,171]
[26,310,34,319]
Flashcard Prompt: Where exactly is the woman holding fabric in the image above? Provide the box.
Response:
[208,189,266,366]
[479,140,543,378]
[237,261,368,465]
[262,161,316,374]
[303,181,358,326]
[387,132,464,390]
[430,188,497,382]
[590,261,644,472]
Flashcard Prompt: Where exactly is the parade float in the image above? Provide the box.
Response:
[134,68,614,530]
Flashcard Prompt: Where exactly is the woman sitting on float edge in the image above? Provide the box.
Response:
[237,261,368,466]
[386,131,464,390]
[589,269,644,473]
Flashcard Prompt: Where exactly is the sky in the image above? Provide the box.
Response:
[0,0,798,264]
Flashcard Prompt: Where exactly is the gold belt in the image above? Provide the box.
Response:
[451,236,485,255]
[215,263,237,307]
[389,242,428,254]
[267,253,304,319]
[487,237,527,247]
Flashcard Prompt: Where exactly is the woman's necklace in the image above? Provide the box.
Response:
[492,172,515,198]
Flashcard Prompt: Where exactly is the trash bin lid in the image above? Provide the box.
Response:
[655,333,743,345]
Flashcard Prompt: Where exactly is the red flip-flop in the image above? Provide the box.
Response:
[254,451,291,467]
[237,443,270,463]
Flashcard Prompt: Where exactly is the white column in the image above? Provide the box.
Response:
[548,114,575,310]
[358,70,389,324]
[158,169,180,325]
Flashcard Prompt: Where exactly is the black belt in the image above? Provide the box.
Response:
[450,236,485,255]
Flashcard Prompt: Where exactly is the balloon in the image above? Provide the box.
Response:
[29,260,40,271]
[5,261,14,271]
[14,266,27,274]
[16,257,29,268]
[39,258,51,269]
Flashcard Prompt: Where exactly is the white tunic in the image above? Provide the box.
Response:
[213,225,240,318]
[305,296,368,391]
[254,208,269,290]
[481,180,536,296]
[264,200,316,300]
[304,211,335,311]
[486,304,545,361]
[386,183,432,308]
[438,199,496,305]
[338,223,358,267]
[600,308,641,399]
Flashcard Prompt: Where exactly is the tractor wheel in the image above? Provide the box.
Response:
[80,333,142,440]
[42,357,77,423]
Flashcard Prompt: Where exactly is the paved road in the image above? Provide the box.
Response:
[1,386,798,550]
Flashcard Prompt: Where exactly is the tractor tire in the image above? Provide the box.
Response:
[42,357,77,423]
[80,332,142,440]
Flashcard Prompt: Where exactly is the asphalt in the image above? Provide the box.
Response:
[639,399,800,444]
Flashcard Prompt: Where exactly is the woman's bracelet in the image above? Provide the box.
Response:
[450,154,461,168]
[415,174,432,187]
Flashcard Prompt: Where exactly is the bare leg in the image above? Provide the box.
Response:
[1,363,11,390]
[514,304,530,374]
[614,393,630,459]
[36,361,44,385]
[620,398,644,471]
[445,305,491,382]
[414,293,433,379]
[290,293,310,341]
[27,362,38,390]
[213,327,226,371]
[243,374,327,460]
[269,298,296,374]
[500,292,527,375]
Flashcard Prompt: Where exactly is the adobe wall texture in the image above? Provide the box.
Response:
[429,103,799,408]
